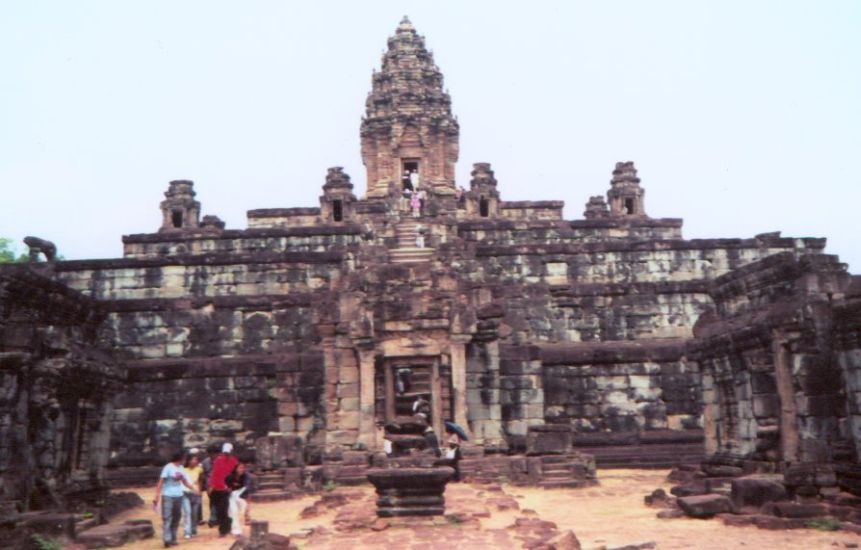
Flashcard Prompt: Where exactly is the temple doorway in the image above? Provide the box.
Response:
[375,356,453,454]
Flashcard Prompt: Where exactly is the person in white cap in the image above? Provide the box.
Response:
[207,442,238,537]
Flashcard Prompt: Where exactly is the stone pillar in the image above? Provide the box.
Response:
[772,333,800,463]
[357,347,378,449]
[431,360,444,438]
[449,339,470,434]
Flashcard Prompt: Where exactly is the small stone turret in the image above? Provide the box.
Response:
[583,196,610,219]
[159,180,201,232]
[607,162,646,217]
[466,162,501,218]
[320,167,357,223]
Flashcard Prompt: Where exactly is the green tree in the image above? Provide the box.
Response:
[0,238,29,263]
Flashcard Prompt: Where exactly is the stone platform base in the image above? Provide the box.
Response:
[367,467,454,517]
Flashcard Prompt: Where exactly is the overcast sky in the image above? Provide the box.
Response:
[1,1,859,270]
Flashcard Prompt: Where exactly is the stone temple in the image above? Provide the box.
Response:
[3,16,861,517]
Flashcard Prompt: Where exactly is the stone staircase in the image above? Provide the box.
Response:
[389,218,433,264]
[252,469,294,502]
[538,455,592,489]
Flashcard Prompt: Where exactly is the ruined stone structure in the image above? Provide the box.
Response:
[3,17,861,511]
[0,266,122,513]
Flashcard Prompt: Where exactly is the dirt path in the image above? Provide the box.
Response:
[112,469,861,549]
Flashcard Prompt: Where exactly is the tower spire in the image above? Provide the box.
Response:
[360,18,459,199]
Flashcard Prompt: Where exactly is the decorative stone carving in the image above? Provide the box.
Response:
[23,236,57,262]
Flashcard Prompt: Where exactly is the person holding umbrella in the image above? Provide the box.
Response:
[444,421,469,482]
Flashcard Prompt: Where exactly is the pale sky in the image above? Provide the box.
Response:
[1,1,859,270]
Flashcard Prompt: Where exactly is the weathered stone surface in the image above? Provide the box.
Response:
[75,519,154,548]
[730,474,786,508]
[677,494,733,518]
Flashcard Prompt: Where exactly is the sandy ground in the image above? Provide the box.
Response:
[111,469,861,549]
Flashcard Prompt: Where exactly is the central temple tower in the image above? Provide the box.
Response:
[360,17,459,199]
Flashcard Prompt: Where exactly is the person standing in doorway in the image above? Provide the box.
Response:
[207,442,239,538]
[153,452,199,548]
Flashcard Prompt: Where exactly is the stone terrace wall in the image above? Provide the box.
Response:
[54,252,343,300]
[499,201,564,220]
[110,351,322,467]
[51,251,345,468]
[457,218,684,245]
[122,226,362,258]
[246,208,323,229]
[99,294,319,360]
[471,237,825,285]
[540,341,700,434]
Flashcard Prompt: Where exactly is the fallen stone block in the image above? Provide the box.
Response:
[701,464,744,478]
[772,502,828,519]
[656,509,685,519]
[607,543,656,550]
[718,513,755,527]
[751,514,809,530]
[677,494,733,518]
[730,474,787,508]
[22,513,76,539]
[545,529,581,550]
[670,481,708,497]
[644,488,673,507]
[75,519,154,548]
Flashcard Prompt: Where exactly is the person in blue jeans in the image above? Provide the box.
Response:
[153,452,200,548]
[181,452,204,539]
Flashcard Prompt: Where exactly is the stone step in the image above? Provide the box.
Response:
[539,480,586,489]
[389,248,434,264]
[539,455,572,465]
[252,489,295,502]
[257,480,284,491]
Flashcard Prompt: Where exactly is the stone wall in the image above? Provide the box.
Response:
[110,351,322,467]
[246,208,323,229]
[691,253,856,466]
[540,342,700,434]
[457,218,684,245]
[121,227,362,258]
[55,253,344,300]
[0,266,122,513]
[499,201,564,221]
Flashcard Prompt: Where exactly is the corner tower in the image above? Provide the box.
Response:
[361,17,459,199]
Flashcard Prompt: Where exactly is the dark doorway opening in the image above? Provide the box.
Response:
[172,210,183,228]
[479,197,489,217]
[402,160,419,190]
[624,198,635,215]
[333,200,343,222]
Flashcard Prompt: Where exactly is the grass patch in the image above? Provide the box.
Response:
[445,514,464,525]
[805,518,841,531]
[31,534,63,550]
[323,480,338,492]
